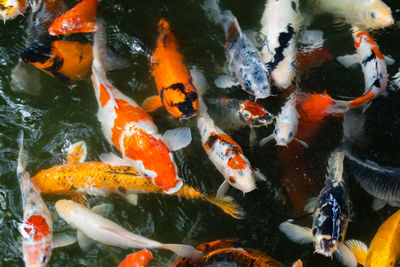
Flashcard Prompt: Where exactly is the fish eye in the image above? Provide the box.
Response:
[274,129,279,135]
[288,131,293,137]
[228,176,236,184]
[371,12,376,19]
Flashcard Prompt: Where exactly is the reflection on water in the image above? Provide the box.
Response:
[0,0,399,266]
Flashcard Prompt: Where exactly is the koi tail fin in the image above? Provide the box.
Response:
[202,0,222,25]
[161,244,203,260]
[205,195,245,219]
[344,239,367,266]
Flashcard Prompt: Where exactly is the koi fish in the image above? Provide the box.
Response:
[260,91,308,147]
[344,209,400,267]
[0,0,26,21]
[32,141,244,219]
[292,259,303,267]
[48,0,97,36]
[55,199,203,259]
[118,249,153,267]
[203,0,271,100]
[91,21,191,194]
[309,0,394,29]
[206,97,273,146]
[191,69,259,197]
[16,134,54,267]
[333,29,390,112]
[260,0,302,89]
[19,40,93,85]
[173,239,283,267]
[280,150,356,267]
[344,151,400,211]
[142,18,199,120]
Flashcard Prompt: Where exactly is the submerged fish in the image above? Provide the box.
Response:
[309,0,394,29]
[206,97,273,146]
[142,18,199,120]
[173,239,283,267]
[91,21,191,194]
[16,134,54,267]
[48,0,98,36]
[280,150,356,266]
[32,141,244,219]
[0,0,26,21]
[20,40,93,85]
[203,0,271,100]
[260,0,302,89]
[118,249,153,267]
[344,151,400,211]
[345,209,400,267]
[55,199,202,259]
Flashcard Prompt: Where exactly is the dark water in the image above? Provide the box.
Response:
[0,0,400,266]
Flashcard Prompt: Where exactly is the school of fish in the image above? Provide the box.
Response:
[1,0,399,266]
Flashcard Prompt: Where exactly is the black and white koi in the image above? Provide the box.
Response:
[279,150,356,267]
[260,0,302,89]
[203,0,271,100]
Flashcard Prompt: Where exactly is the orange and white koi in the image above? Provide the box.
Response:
[345,209,400,267]
[32,141,244,219]
[55,199,203,259]
[203,0,271,100]
[173,239,283,267]
[17,134,53,267]
[118,249,153,267]
[19,40,93,85]
[0,0,26,21]
[91,21,191,194]
[142,18,199,120]
[191,69,259,197]
[333,29,390,112]
[260,0,302,89]
[310,0,394,29]
[48,0,97,36]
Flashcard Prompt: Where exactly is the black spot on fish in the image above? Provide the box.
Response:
[52,72,71,85]
[291,1,297,12]
[268,25,294,71]
[44,57,63,72]
[372,78,381,88]
[20,41,53,64]
[362,52,376,65]
[205,134,219,150]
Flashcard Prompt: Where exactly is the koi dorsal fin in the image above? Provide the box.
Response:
[66,141,87,164]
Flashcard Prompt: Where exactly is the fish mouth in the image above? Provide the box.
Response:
[314,237,336,258]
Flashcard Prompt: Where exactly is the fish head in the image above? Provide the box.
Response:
[0,0,26,21]
[160,82,199,120]
[22,241,52,267]
[225,157,256,194]
[274,122,295,146]
[312,231,337,257]
[20,41,54,65]
[364,0,394,29]
[238,100,273,127]
[243,68,271,100]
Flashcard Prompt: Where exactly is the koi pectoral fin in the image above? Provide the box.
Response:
[215,74,238,89]
[259,134,274,147]
[52,233,77,248]
[142,95,163,112]
[77,230,94,251]
[294,138,308,148]
[216,180,230,199]
[335,242,358,267]
[118,192,139,206]
[337,54,359,68]
[66,141,87,164]
[162,127,192,151]
[279,221,313,244]
[372,198,387,211]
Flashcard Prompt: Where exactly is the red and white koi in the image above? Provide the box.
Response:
[91,21,191,194]
[260,0,302,89]
[55,200,202,259]
[0,0,26,21]
[191,69,258,197]
[118,249,153,267]
[17,134,53,267]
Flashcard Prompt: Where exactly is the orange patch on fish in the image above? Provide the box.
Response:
[48,0,98,36]
[118,249,153,267]
[354,32,384,60]
[241,100,266,118]
[99,84,111,107]
[24,215,51,242]
[227,154,247,170]
[111,99,154,150]
[150,18,198,119]
[348,91,375,108]
[204,132,242,152]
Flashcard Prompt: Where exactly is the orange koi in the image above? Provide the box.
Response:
[0,0,26,21]
[173,239,283,267]
[20,40,93,85]
[118,249,153,267]
[91,21,191,194]
[48,0,97,36]
[345,209,400,267]
[143,18,199,120]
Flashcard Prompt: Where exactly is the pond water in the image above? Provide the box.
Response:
[0,0,400,266]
